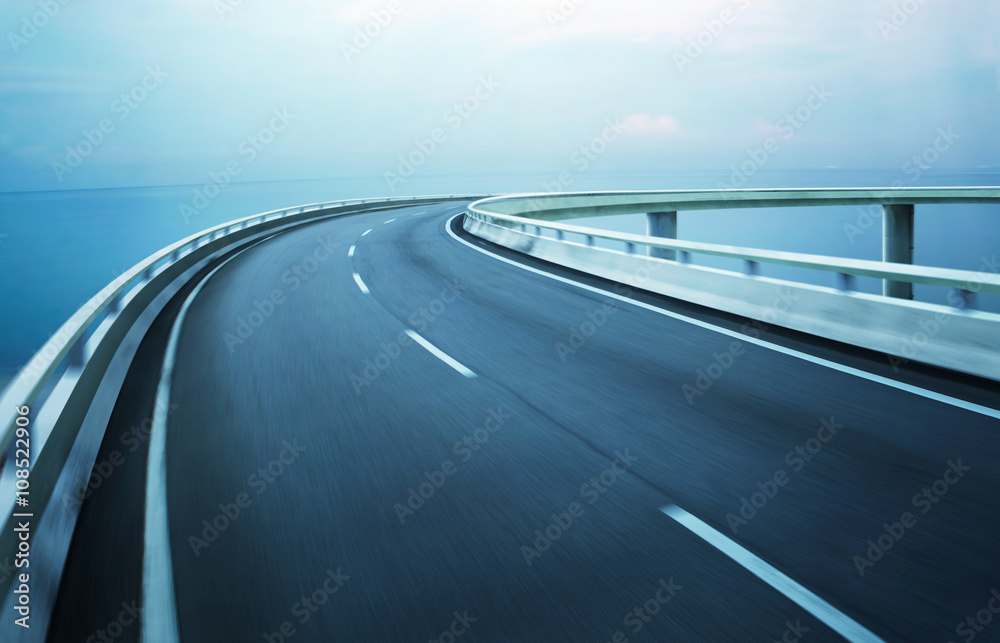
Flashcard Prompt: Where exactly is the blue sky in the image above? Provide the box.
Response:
[1,0,998,192]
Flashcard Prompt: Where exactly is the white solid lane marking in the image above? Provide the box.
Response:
[384,218,396,224]
[404,329,476,378]
[444,214,1000,421]
[348,244,356,258]
[353,272,370,294]
[143,240,266,643]
[660,505,884,643]
[361,228,372,236]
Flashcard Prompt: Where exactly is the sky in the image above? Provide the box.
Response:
[0,0,998,193]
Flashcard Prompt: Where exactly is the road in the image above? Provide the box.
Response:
[50,200,1000,642]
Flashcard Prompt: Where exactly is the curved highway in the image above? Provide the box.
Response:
[50,200,1000,642]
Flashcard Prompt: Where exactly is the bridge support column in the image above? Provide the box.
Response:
[647,211,677,260]
[883,204,914,299]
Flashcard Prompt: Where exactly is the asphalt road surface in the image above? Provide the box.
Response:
[52,201,1000,642]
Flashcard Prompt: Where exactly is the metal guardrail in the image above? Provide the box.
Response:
[467,188,1000,296]
[464,210,1000,295]
[469,187,1000,217]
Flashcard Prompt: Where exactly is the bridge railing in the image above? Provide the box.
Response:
[464,208,1000,298]
[465,187,1000,380]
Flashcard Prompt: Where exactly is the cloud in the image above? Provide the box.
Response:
[622,114,679,135]
[754,118,779,138]
[0,68,118,95]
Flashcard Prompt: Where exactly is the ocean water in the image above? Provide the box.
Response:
[0,170,997,382]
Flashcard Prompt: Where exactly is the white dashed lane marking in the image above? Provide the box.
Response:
[353,272,370,294]
[660,505,884,643]
[404,329,476,378]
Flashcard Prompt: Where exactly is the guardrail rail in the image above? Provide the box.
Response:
[464,187,1000,380]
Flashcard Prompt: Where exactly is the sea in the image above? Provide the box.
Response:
[1,169,998,385]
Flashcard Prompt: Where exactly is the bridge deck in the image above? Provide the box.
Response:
[50,202,1000,642]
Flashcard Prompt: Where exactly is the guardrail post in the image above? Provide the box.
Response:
[557,230,564,241]
[950,288,976,310]
[647,211,678,260]
[837,273,856,292]
[883,204,914,299]
[69,336,86,370]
